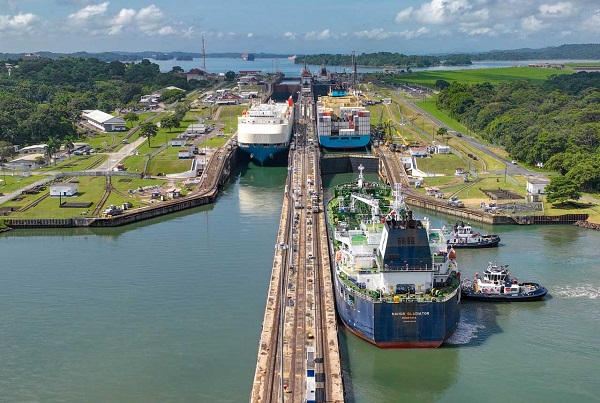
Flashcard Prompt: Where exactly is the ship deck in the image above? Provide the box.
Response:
[338,271,460,303]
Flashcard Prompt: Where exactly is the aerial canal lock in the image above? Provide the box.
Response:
[251,92,343,403]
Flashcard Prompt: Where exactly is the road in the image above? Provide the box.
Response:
[383,82,548,177]
[95,137,147,172]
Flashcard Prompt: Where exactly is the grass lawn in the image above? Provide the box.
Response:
[385,66,572,88]
[146,147,194,175]
[8,176,107,218]
[105,177,167,209]
[415,100,506,172]
[83,132,118,150]
[204,135,230,148]
[38,154,106,172]
[0,174,48,196]
[218,105,247,134]
[416,154,466,176]
[545,200,600,223]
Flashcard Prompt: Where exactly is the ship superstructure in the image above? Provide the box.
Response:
[237,100,294,164]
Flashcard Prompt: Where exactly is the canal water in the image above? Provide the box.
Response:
[1,168,599,402]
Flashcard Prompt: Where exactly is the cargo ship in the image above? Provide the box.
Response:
[241,53,255,61]
[316,89,371,149]
[326,166,461,348]
[237,99,294,164]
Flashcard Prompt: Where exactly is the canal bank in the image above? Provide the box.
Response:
[3,146,242,229]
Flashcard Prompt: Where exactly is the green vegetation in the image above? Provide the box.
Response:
[0,174,45,194]
[383,67,571,88]
[0,57,204,150]
[434,73,600,194]
[416,154,465,176]
[37,154,106,172]
[217,105,247,134]
[8,177,107,218]
[146,147,194,175]
[300,52,467,68]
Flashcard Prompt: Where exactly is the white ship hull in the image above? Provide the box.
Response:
[237,102,294,163]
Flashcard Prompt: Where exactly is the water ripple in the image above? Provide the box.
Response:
[445,320,485,345]
[552,285,600,300]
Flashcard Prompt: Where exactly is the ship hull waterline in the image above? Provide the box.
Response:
[319,135,371,149]
[238,144,288,164]
[333,275,461,348]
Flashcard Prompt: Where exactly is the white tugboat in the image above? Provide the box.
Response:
[444,222,500,248]
[461,263,547,301]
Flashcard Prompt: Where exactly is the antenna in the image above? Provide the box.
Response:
[352,51,357,87]
[201,35,206,72]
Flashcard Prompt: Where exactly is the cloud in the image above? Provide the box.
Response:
[581,8,600,34]
[0,12,38,33]
[158,26,175,35]
[395,7,413,23]
[459,24,496,36]
[68,2,108,23]
[408,0,474,25]
[353,27,430,40]
[521,15,547,31]
[66,3,178,37]
[539,2,573,18]
[134,5,164,33]
[305,29,333,40]
[283,31,296,40]
[107,8,135,35]
[247,32,254,38]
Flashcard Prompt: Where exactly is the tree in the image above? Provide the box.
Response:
[435,79,450,90]
[63,135,75,157]
[140,122,158,147]
[545,176,581,204]
[436,127,448,137]
[45,137,61,165]
[0,141,15,161]
[124,112,139,128]
[160,115,177,132]
[159,89,186,104]
[224,71,236,82]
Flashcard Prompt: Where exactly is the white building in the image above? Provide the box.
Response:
[436,145,450,154]
[178,150,191,159]
[5,154,45,170]
[526,178,550,194]
[184,124,206,136]
[19,144,47,155]
[81,110,126,132]
[50,183,78,197]
[409,147,428,158]
[171,138,186,147]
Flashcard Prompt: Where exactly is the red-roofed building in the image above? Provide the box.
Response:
[215,93,242,105]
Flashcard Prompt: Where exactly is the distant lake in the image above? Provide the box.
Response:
[149,57,600,76]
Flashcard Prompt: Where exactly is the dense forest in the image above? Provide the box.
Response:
[470,43,600,61]
[298,52,470,68]
[436,72,600,195]
[0,57,201,147]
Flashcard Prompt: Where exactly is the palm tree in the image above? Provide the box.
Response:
[45,137,60,166]
[63,135,75,158]
[140,122,158,147]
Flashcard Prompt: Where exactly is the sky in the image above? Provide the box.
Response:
[0,0,599,55]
